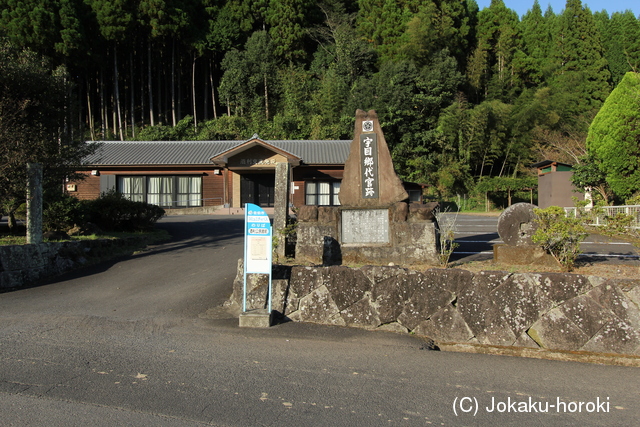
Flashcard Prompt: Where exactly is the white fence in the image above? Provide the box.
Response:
[564,205,640,229]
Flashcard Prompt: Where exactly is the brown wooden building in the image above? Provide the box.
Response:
[70,136,351,209]
[70,135,424,209]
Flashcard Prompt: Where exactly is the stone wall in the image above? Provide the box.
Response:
[295,202,439,266]
[0,237,149,290]
[231,261,640,356]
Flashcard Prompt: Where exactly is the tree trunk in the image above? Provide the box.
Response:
[192,53,197,131]
[99,69,106,139]
[264,73,269,120]
[203,61,208,120]
[499,141,512,177]
[8,210,17,230]
[209,59,218,119]
[87,80,96,141]
[112,93,117,136]
[157,50,163,124]
[130,51,135,139]
[113,45,124,141]
[171,40,176,127]
[148,42,155,126]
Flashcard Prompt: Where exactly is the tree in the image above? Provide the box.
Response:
[219,30,279,120]
[547,0,611,131]
[266,0,313,62]
[0,0,59,56]
[89,0,134,140]
[517,0,553,87]
[466,0,521,102]
[475,176,537,208]
[400,0,472,69]
[596,11,640,86]
[586,72,640,199]
[0,43,94,228]
[356,0,412,62]
[570,154,612,204]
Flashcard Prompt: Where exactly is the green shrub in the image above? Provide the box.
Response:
[43,193,85,232]
[532,206,588,271]
[434,207,459,267]
[84,190,165,232]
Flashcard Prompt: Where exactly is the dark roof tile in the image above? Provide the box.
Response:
[84,139,351,166]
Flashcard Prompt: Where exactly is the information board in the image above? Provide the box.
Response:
[243,203,272,312]
[341,209,389,244]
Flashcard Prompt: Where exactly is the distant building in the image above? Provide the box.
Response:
[531,160,584,208]
[70,136,423,209]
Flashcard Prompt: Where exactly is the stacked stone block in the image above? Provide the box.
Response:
[231,262,640,356]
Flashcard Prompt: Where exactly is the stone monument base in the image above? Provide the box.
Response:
[239,309,272,328]
[493,244,559,268]
[295,202,439,266]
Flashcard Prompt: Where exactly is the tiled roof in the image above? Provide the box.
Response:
[83,139,352,166]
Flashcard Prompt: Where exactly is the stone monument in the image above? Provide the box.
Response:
[493,202,557,266]
[295,110,439,266]
[339,110,408,207]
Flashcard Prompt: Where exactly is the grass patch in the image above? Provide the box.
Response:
[0,229,171,246]
[0,234,26,246]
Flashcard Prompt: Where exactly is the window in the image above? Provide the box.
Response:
[177,176,202,207]
[119,176,144,202]
[147,176,174,207]
[117,176,202,207]
[407,190,422,203]
[305,181,341,206]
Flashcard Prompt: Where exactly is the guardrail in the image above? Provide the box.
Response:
[564,205,640,229]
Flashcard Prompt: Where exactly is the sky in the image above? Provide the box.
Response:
[475,0,640,18]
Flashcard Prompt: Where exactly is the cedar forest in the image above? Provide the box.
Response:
[1,0,639,208]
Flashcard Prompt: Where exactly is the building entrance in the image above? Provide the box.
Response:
[240,173,275,207]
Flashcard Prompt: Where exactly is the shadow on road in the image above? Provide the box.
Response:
[4,216,245,293]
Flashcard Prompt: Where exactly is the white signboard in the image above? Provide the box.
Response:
[243,203,272,312]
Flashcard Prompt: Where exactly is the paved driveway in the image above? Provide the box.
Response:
[1,215,639,426]
[450,213,640,265]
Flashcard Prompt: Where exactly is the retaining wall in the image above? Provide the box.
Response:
[0,237,148,290]
[232,261,640,356]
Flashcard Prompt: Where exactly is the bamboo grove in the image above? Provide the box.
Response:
[1,0,638,201]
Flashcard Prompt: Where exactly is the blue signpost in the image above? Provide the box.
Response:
[243,203,272,315]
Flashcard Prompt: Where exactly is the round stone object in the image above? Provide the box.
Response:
[497,203,539,246]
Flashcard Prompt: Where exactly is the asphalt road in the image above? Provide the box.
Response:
[1,215,639,426]
[450,213,640,265]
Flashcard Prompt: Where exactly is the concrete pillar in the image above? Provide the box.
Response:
[273,162,290,260]
[26,163,43,244]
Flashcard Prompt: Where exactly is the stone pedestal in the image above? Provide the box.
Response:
[493,244,558,267]
[295,203,439,266]
[239,309,272,328]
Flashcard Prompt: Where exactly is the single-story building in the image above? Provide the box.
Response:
[531,160,585,208]
[69,135,424,209]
